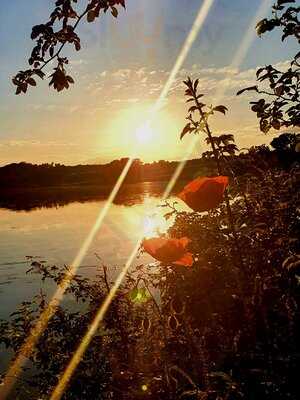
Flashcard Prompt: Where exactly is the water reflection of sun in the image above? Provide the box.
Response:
[140,197,171,238]
[143,215,167,238]
[117,198,173,240]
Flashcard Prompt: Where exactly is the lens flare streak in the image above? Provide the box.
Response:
[0,158,133,398]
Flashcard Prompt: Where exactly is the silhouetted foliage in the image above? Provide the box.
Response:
[1,164,299,399]
[270,132,300,152]
[0,158,202,189]
[270,132,300,168]
[0,140,298,211]
[0,142,298,208]
[237,0,300,132]
[12,0,126,94]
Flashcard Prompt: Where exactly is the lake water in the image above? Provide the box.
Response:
[0,181,188,321]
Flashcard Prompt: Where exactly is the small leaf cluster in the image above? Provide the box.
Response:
[237,63,300,132]
[203,134,238,160]
[128,286,151,304]
[256,0,300,43]
[180,77,229,141]
[180,77,238,166]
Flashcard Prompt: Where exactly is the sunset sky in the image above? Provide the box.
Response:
[0,0,298,166]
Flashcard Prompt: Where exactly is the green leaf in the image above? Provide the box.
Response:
[256,19,267,35]
[87,10,96,22]
[21,83,28,93]
[27,78,36,86]
[129,287,150,304]
[193,79,199,92]
[274,85,284,96]
[219,134,235,144]
[34,70,45,79]
[213,105,228,115]
[129,287,139,302]
[188,106,198,113]
[272,119,281,130]
[180,123,192,140]
[164,211,174,221]
[111,7,118,18]
[278,0,295,5]
[260,119,270,133]
[236,85,258,96]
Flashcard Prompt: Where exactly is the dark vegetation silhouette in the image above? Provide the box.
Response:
[0,140,298,211]
[0,158,216,189]
[1,143,298,189]
[13,0,125,94]
[1,0,300,399]
[1,98,299,400]
[237,0,300,131]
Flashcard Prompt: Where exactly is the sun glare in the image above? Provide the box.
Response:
[142,214,170,238]
[135,124,153,144]
[102,104,183,162]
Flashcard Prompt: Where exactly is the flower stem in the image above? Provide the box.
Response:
[192,92,245,275]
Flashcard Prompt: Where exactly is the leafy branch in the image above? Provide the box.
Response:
[12,0,126,94]
[237,0,300,132]
[180,77,244,275]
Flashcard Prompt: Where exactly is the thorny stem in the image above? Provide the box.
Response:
[193,96,237,235]
[191,90,245,279]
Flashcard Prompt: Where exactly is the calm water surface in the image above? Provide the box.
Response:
[0,182,188,320]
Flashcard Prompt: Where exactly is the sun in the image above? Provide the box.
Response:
[135,124,154,144]
[101,105,181,161]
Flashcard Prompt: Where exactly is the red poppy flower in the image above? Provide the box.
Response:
[142,237,193,267]
[177,176,229,212]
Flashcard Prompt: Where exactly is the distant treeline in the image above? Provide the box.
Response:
[0,157,201,188]
[0,143,299,190]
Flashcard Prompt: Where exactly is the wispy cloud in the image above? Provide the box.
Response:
[1,140,79,148]
[85,62,258,106]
